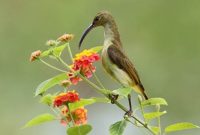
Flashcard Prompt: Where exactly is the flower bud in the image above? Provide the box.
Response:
[30,50,41,62]
[60,80,71,87]
[57,34,74,42]
[46,40,58,46]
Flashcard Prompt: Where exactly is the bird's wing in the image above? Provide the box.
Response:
[107,45,148,99]
[107,45,142,86]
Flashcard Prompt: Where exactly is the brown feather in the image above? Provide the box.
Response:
[107,45,148,99]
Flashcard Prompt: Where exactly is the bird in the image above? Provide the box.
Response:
[79,11,148,114]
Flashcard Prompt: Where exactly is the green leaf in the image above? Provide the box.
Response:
[100,89,112,95]
[112,87,132,97]
[40,94,53,105]
[90,46,103,53]
[23,113,55,128]
[35,73,68,96]
[165,122,199,133]
[150,126,159,135]
[109,120,127,135]
[144,111,167,120]
[69,99,96,111]
[53,44,67,57]
[40,49,51,57]
[69,98,109,111]
[40,44,67,58]
[67,124,92,135]
[92,97,110,103]
[142,98,168,107]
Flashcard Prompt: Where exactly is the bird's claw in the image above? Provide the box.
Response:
[124,110,133,118]
[108,94,119,104]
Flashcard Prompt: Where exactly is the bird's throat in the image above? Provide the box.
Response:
[103,22,121,49]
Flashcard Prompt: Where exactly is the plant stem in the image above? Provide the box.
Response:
[157,105,162,135]
[57,57,71,69]
[39,58,66,73]
[66,43,74,63]
[67,104,75,126]
[138,95,147,124]
[126,118,137,126]
[50,106,60,116]
[93,72,105,89]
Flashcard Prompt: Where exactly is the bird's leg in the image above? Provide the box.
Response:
[124,94,133,117]
[108,94,119,104]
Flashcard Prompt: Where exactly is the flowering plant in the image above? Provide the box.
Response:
[24,34,199,135]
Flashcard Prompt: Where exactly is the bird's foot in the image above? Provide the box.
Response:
[124,110,133,117]
[108,94,119,104]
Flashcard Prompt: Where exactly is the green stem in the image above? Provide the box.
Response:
[93,72,105,89]
[126,118,137,126]
[66,43,74,63]
[138,96,147,124]
[39,58,66,73]
[50,106,59,116]
[157,105,162,135]
[67,104,75,126]
[57,57,71,69]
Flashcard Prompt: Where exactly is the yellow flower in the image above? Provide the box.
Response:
[74,49,96,61]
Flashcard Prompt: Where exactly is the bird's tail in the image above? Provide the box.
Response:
[132,84,148,100]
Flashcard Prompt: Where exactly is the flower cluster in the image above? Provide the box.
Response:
[61,106,87,126]
[67,49,100,85]
[30,50,41,62]
[53,91,80,107]
[57,34,74,42]
[53,90,87,126]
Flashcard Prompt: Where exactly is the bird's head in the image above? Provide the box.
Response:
[79,11,113,48]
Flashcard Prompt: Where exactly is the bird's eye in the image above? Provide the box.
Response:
[94,17,100,22]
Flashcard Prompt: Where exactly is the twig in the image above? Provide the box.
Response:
[39,58,66,73]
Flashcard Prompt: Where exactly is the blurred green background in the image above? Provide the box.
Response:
[0,0,200,135]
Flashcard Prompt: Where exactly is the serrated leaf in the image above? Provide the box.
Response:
[150,126,159,135]
[67,124,92,135]
[144,111,167,120]
[165,122,199,133]
[112,87,132,97]
[40,94,53,105]
[109,120,127,135]
[35,73,67,96]
[90,46,103,53]
[23,113,55,128]
[142,98,168,107]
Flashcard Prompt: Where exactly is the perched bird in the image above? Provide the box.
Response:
[79,11,148,114]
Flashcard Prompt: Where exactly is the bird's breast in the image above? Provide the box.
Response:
[101,49,132,87]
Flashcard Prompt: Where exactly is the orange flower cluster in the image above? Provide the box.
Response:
[67,49,100,85]
[53,90,88,126]
[53,91,80,107]
[61,106,87,126]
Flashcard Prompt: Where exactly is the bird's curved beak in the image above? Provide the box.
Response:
[79,24,94,49]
